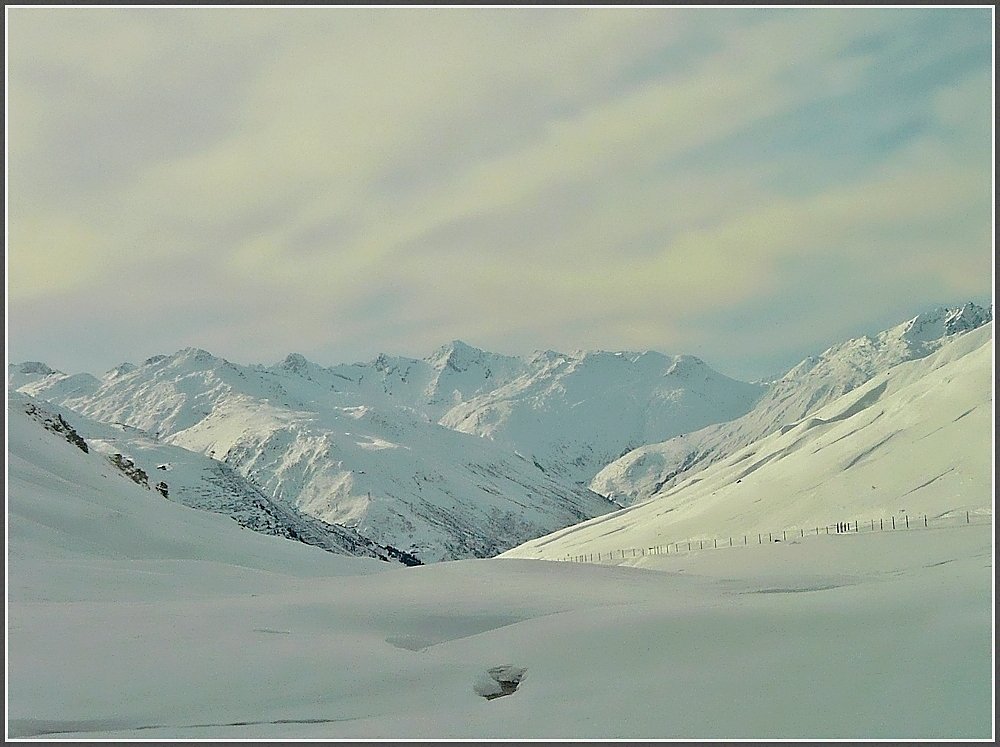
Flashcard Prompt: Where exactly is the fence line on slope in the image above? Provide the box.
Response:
[558,510,992,564]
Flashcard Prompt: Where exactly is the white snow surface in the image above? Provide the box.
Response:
[504,320,993,559]
[592,303,993,504]
[6,397,993,739]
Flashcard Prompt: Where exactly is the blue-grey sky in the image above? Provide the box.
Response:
[5,7,994,381]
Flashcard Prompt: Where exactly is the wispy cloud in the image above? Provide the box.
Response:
[6,7,992,377]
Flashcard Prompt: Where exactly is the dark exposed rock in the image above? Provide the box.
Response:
[109,454,149,488]
[474,665,528,700]
[22,402,89,453]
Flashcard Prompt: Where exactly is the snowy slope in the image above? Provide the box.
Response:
[6,394,384,575]
[9,392,419,564]
[593,302,993,504]
[8,361,101,402]
[18,348,613,562]
[440,349,765,484]
[505,321,993,559]
[6,396,992,739]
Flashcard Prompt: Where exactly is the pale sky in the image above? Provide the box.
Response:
[5,6,994,381]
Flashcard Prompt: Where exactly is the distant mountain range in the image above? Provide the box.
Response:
[591,302,993,504]
[505,317,993,560]
[9,301,991,563]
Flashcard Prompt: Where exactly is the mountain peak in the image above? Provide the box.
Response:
[175,347,215,360]
[14,361,58,376]
[528,349,568,366]
[158,348,222,369]
[278,353,311,373]
[427,339,490,372]
[894,302,992,345]
[431,339,477,357]
[665,354,707,375]
[943,301,992,335]
[103,362,137,380]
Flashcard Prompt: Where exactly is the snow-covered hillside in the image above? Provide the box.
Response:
[13,348,614,562]
[6,391,992,739]
[441,349,765,484]
[10,392,420,564]
[592,302,993,504]
[9,361,101,402]
[505,321,993,560]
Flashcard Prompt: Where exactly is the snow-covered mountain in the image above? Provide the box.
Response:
[9,361,102,401]
[592,302,993,504]
[11,391,420,564]
[12,303,988,562]
[325,340,529,419]
[13,347,614,562]
[440,349,766,484]
[505,320,993,559]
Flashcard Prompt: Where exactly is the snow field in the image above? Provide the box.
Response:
[8,526,991,739]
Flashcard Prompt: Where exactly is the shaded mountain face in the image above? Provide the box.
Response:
[591,303,993,505]
[505,321,994,560]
